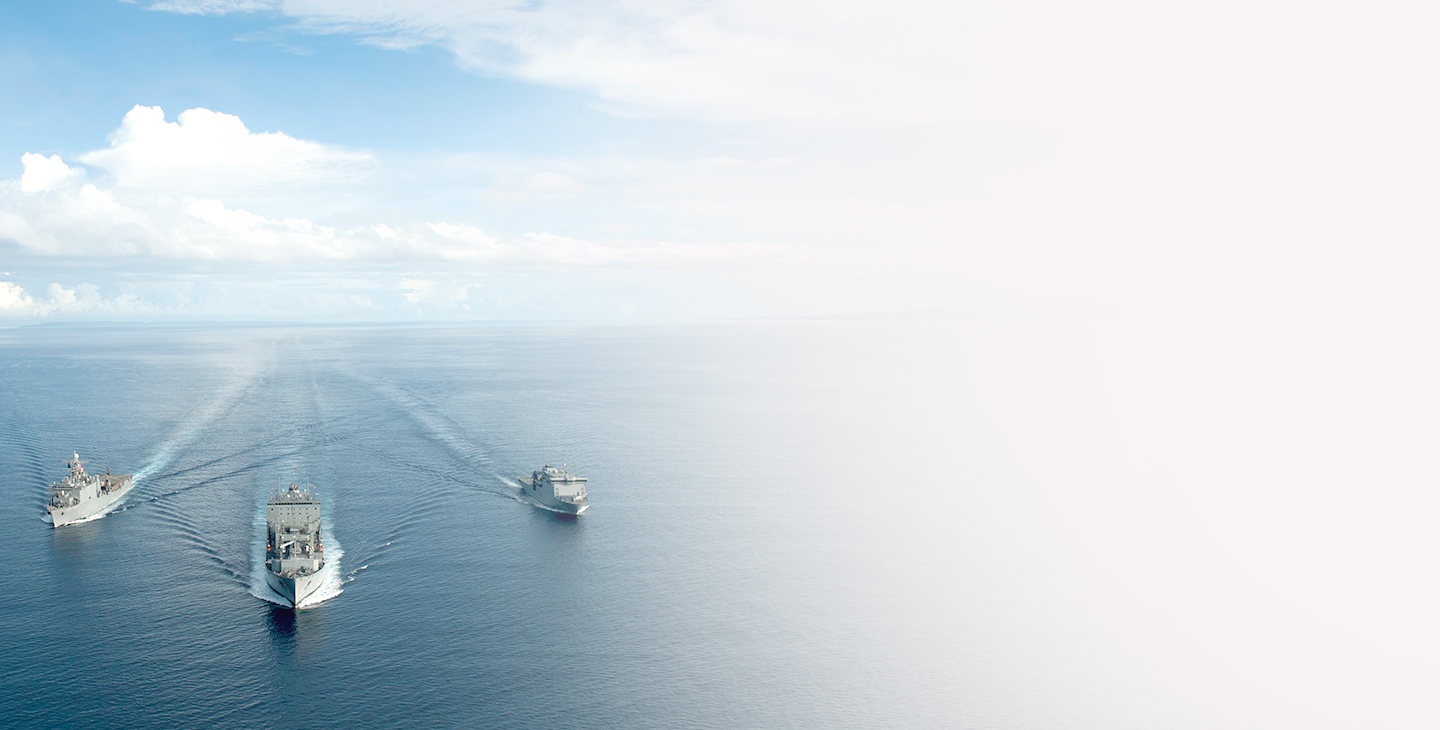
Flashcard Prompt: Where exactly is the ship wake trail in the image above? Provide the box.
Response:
[497,476,553,511]
[340,368,498,472]
[3,413,77,518]
[344,367,528,508]
[150,501,250,586]
[50,501,128,526]
[346,472,458,568]
[133,362,261,490]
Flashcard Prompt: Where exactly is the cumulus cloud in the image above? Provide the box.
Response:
[0,170,356,261]
[0,282,42,314]
[19,154,87,193]
[0,107,795,270]
[79,105,371,196]
[0,281,151,317]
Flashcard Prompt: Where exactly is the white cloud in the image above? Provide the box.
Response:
[45,2,1440,323]
[148,0,275,16]
[0,281,152,317]
[0,282,41,314]
[0,168,359,261]
[147,0,971,124]
[397,278,478,310]
[1,171,787,265]
[126,0,1440,325]
[0,108,799,270]
[79,105,371,196]
[399,278,433,304]
[19,154,87,193]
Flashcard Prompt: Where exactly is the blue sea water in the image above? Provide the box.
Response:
[1,322,1004,729]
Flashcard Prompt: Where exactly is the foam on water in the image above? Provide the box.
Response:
[512,489,583,516]
[494,476,579,514]
[297,539,345,608]
[54,495,132,525]
[343,370,495,472]
[249,533,345,608]
[42,480,142,526]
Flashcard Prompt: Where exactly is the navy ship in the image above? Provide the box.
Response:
[264,484,326,608]
[46,452,134,527]
[518,463,589,514]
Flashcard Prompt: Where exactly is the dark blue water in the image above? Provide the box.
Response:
[1,322,1007,728]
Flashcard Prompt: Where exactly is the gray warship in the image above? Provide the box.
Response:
[518,463,589,514]
[46,452,135,528]
[264,484,326,608]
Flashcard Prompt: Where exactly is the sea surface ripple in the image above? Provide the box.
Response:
[0,322,979,729]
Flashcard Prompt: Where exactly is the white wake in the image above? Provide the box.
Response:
[134,365,258,483]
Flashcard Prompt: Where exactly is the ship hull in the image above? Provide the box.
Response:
[266,567,325,608]
[517,476,588,514]
[48,476,135,528]
[555,501,588,515]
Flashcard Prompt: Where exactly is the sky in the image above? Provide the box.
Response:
[7,1,1440,721]
[0,0,1437,322]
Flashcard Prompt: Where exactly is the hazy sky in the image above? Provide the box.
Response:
[1,0,1435,320]
[7,3,1440,722]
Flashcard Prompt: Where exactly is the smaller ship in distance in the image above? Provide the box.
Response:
[265,484,326,608]
[46,452,134,528]
[518,463,589,514]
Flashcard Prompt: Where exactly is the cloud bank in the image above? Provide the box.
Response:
[0,105,789,270]
[0,105,815,320]
[129,0,1440,324]
[24,1,1439,325]
[0,281,151,316]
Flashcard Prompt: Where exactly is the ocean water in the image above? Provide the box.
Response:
[0,322,992,729]
[3,320,1395,729]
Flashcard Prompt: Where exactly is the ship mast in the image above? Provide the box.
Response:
[67,452,86,476]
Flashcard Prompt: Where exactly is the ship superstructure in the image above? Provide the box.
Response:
[264,484,326,608]
[46,452,134,527]
[518,463,589,515]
